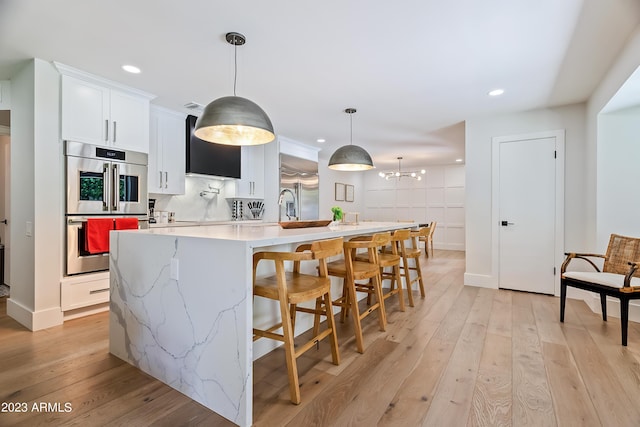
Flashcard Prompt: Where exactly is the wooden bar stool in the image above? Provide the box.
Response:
[354,231,405,313]
[252,236,343,405]
[327,233,388,354]
[399,227,426,299]
[419,221,436,257]
[388,229,413,307]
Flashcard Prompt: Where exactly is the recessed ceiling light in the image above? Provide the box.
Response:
[456,158,464,162]
[316,138,326,143]
[488,88,504,97]
[122,64,141,74]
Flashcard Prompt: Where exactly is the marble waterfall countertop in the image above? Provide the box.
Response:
[109,221,416,427]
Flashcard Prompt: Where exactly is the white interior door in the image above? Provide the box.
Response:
[0,131,9,286]
[498,137,556,294]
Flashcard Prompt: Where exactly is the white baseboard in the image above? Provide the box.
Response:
[7,298,64,331]
[63,302,109,321]
[464,273,497,289]
[579,293,640,323]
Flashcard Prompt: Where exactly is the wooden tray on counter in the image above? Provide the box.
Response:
[278,220,332,229]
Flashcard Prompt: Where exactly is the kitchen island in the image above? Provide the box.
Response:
[109,221,416,427]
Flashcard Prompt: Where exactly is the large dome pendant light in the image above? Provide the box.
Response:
[328,108,374,171]
[194,32,275,146]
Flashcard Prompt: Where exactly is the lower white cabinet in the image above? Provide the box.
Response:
[61,272,110,311]
[149,106,186,195]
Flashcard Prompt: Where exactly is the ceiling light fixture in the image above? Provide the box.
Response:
[194,32,275,146]
[122,64,141,74]
[488,88,504,96]
[328,108,374,171]
[378,157,425,181]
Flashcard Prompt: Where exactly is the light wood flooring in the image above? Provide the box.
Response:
[2,251,640,426]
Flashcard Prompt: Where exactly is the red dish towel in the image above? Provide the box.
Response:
[115,217,139,230]
[84,218,114,254]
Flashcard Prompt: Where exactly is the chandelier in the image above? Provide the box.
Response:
[378,157,425,180]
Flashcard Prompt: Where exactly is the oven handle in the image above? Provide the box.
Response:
[112,163,119,212]
[102,163,110,211]
[67,218,150,225]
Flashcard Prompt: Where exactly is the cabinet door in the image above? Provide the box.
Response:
[233,145,265,198]
[160,112,185,194]
[110,89,150,153]
[148,111,163,193]
[61,75,109,145]
[247,145,265,198]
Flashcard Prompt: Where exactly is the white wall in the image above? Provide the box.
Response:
[7,59,64,329]
[589,27,640,250]
[597,106,640,243]
[317,155,365,222]
[465,103,587,286]
[362,165,465,250]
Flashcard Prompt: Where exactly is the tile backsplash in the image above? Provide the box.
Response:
[150,176,232,222]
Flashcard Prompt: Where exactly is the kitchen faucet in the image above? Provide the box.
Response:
[278,188,298,221]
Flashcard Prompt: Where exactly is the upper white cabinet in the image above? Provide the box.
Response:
[57,63,154,153]
[149,106,185,195]
[227,145,265,199]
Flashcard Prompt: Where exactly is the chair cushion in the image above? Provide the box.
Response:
[562,271,640,289]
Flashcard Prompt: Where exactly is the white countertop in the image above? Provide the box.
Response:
[121,221,418,247]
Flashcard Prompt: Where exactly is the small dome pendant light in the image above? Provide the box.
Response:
[328,108,374,171]
[194,32,275,146]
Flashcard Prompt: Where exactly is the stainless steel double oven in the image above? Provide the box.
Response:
[65,141,148,275]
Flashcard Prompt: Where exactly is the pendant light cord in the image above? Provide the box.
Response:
[233,40,238,96]
[350,112,353,145]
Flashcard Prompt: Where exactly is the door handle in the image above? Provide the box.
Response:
[0,219,7,224]
[501,220,515,226]
[112,164,120,211]
[103,163,110,211]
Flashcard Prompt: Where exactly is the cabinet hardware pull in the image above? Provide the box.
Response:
[159,171,163,188]
[105,119,109,142]
[113,121,117,142]
[112,163,119,211]
[103,163,110,211]
[90,288,109,295]
[164,171,168,188]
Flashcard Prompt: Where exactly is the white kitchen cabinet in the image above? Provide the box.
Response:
[60,272,110,311]
[227,145,265,199]
[149,106,185,195]
[58,63,154,153]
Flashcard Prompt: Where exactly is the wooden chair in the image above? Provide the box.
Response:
[561,233,640,346]
[253,237,343,404]
[402,228,426,299]
[327,233,388,353]
[354,231,405,313]
[419,221,436,257]
[389,229,415,307]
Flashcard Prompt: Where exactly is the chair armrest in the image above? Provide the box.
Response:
[623,261,640,288]
[561,252,605,274]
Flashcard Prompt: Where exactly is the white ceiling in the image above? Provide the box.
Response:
[0,0,639,169]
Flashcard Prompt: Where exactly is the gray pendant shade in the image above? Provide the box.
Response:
[328,145,374,171]
[194,96,275,146]
[328,107,374,171]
